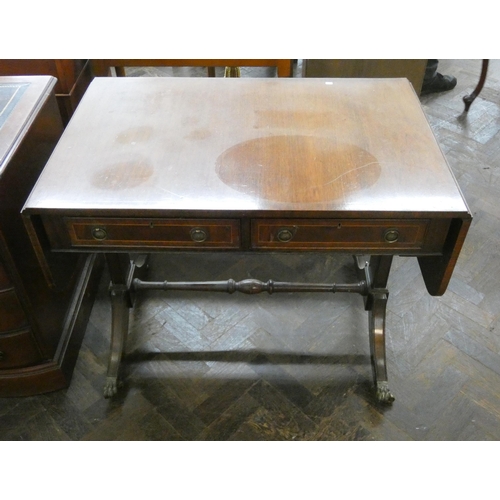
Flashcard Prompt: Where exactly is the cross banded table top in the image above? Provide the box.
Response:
[24,77,469,219]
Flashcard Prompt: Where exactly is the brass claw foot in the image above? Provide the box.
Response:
[104,377,118,398]
[376,381,395,404]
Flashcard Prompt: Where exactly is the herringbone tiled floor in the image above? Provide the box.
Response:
[1,59,499,440]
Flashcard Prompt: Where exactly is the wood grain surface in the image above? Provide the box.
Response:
[24,77,469,217]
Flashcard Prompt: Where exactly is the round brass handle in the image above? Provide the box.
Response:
[384,229,399,243]
[190,227,208,243]
[277,228,294,243]
[92,227,108,241]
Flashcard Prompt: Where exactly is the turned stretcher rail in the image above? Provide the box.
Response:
[132,278,368,295]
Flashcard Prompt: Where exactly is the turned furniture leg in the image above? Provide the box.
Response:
[355,255,395,403]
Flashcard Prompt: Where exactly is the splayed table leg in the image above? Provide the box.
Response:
[355,255,395,403]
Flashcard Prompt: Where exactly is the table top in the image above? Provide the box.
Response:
[23,77,470,219]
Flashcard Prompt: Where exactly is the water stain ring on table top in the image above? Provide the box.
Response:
[115,126,153,144]
[92,159,154,190]
[215,135,381,203]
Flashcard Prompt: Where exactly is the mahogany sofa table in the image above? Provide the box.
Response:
[23,77,471,402]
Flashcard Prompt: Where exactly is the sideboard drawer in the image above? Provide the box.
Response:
[0,262,12,289]
[251,219,430,251]
[65,218,241,250]
[0,329,42,369]
[0,289,28,332]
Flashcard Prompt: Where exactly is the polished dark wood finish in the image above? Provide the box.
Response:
[251,218,448,252]
[23,77,471,401]
[418,217,471,295]
[355,255,394,402]
[24,77,470,291]
[0,76,102,396]
[23,78,469,216]
[0,60,93,125]
[62,217,242,249]
[91,59,293,78]
[132,277,368,294]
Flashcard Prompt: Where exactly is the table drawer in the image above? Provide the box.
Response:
[252,219,430,251]
[65,218,241,249]
[0,329,42,369]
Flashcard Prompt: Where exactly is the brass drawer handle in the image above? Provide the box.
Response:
[190,227,208,243]
[384,229,399,243]
[277,228,295,243]
[92,227,108,241]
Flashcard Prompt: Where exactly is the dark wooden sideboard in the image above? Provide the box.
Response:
[0,75,102,396]
[0,60,92,125]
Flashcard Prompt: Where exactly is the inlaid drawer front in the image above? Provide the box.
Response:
[0,289,28,332]
[0,329,42,369]
[251,219,430,250]
[65,218,241,249]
